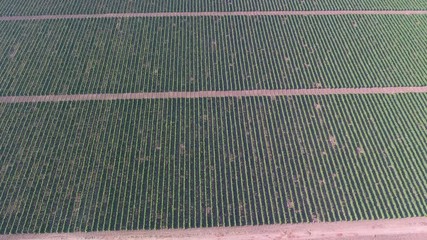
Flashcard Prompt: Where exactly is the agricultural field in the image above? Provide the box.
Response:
[1,0,427,237]
[0,0,427,16]
[1,15,427,96]
[1,94,427,234]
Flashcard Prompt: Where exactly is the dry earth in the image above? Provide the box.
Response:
[2,87,427,103]
[1,217,426,240]
[1,11,427,21]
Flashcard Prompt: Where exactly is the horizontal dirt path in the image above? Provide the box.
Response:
[2,10,427,21]
[2,217,427,240]
[1,87,427,103]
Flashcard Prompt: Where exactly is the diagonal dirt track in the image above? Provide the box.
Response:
[1,87,427,103]
[1,10,427,21]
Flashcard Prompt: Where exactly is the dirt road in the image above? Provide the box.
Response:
[1,10,427,21]
[1,217,426,240]
[1,87,427,103]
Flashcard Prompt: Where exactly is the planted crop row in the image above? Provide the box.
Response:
[1,15,427,96]
[0,0,426,17]
[1,94,426,234]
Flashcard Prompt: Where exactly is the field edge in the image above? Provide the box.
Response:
[1,217,426,240]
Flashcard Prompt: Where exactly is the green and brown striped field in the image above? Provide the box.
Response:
[1,15,427,96]
[0,0,426,236]
[1,94,427,233]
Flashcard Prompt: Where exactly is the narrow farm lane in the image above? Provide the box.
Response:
[2,87,427,103]
[1,10,427,21]
[2,217,427,240]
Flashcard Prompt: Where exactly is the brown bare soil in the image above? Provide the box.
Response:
[1,217,426,240]
[1,11,427,21]
[1,87,427,103]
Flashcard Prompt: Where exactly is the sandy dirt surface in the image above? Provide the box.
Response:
[1,11,427,21]
[1,87,427,103]
[1,217,426,240]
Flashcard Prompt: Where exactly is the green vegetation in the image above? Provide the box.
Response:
[0,0,426,16]
[1,94,426,233]
[1,15,427,96]
[1,0,426,236]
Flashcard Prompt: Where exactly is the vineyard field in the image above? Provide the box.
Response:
[1,94,426,234]
[1,15,427,96]
[0,0,427,17]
